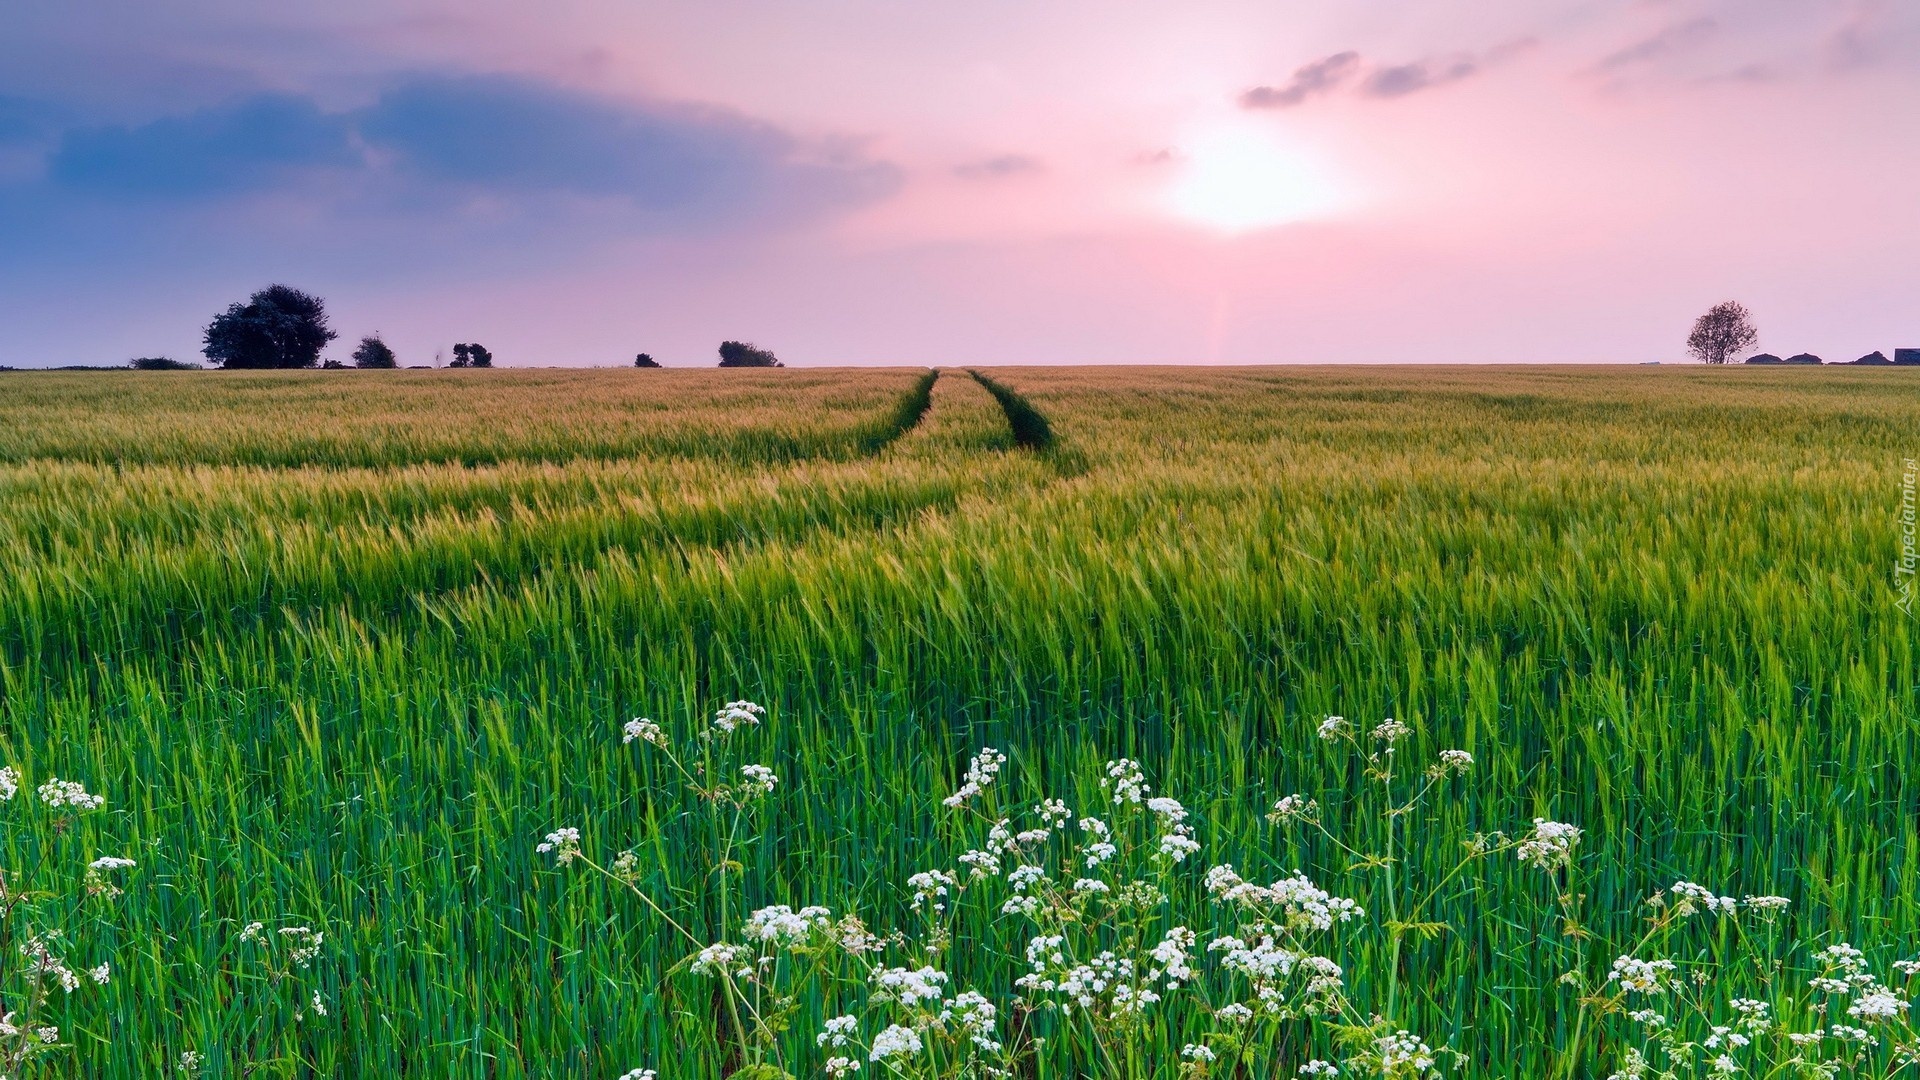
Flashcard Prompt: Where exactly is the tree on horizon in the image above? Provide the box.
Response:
[717,340,781,367]
[451,343,494,368]
[352,335,398,369]
[202,285,337,369]
[1686,301,1759,365]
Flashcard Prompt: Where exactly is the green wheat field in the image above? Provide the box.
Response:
[1,365,1915,1078]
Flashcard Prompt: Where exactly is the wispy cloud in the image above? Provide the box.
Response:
[1243,39,1535,110]
[952,153,1043,179]
[1586,17,1718,79]
[1239,51,1360,109]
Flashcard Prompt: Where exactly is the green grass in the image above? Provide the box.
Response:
[0,365,1915,1076]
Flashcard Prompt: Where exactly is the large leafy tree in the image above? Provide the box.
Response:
[202,285,337,369]
[717,340,781,367]
[1685,301,1759,365]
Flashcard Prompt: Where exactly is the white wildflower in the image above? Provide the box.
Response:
[278,927,323,966]
[1317,716,1348,740]
[1101,759,1150,803]
[869,1024,923,1061]
[1157,824,1201,862]
[944,748,1007,807]
[871,965,947,1006]
[36,778,104,811]
[1670,881,1739,916]
[908,870,957,913]
[817,1014,859,1048]
[1848,990,1910,1022]
[1516,819,1582,870]
[621,717,666,747]
[710,700,766,734]
[744,904,831,947]
[1183,1043,1217,1061]
[536,827,583,864]
[1434,749,1473,776]
[738,764,777,795]
[1268,794,1319,822]
[689,943,751,978]
[1608,955,1679,994]
[0,766,16,801]
[1371,718,1411,744]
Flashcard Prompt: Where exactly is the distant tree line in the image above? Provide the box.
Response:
[156,284,791,370]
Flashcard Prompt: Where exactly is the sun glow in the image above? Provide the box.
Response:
[1166,122,1350,233]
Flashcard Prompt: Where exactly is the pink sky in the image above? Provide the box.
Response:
[1,0,1915,365]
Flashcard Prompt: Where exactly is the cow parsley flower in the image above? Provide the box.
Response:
[690,943,751,978]
[278,927,323,967]
[1669,881,1738,916]
[1102,759,1150,803]
[710,700,765,735]
[1268,794,1320,823]
[1317,716,1348,740]
[1299,1061,1339,1077]
[1608,955,1679,994]
[1183,1044,1217,1061]
[869,1024,922,1061]
[621,717,666,747]
[1372,1029,1435,1073]
[536,828,582,864]
[1157,824,1201,862]
[871,965,947,1006]
[817,1014,859,1047]
[944,748,1007,807]
[1848,990,1910,1022]
[1371,719,1411,744]
[1433,749,1473,776]
[744,904,831,947]
[36,778,104,811]
[1516,819,1582,870]
[908,870,957,912]
[616,1071,656,1080]
[738,764,777,795]
[0,765,17,801]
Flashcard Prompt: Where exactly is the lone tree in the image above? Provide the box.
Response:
[634,353,661,368]
[351,335,398,369]
[450,343,494,368]
[203,285,337,369]
[717,340,781,367]
[1686,301,1759,365]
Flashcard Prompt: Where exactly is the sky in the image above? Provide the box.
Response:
[0,0,1915,367]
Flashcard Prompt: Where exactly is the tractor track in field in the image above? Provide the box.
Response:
[967,370,1055,450]
[856,368,940,455]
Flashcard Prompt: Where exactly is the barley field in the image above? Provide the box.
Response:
[0,365,1915,1078]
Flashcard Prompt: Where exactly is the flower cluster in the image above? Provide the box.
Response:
[943,748,1007,808]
